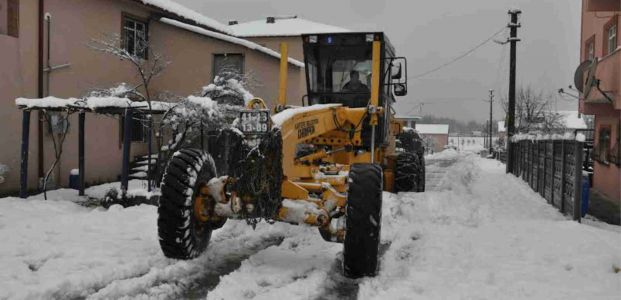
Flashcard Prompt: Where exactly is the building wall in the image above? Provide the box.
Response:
[422,134,448,153]
[580,0,621,204]
[0,0,40,195]
[246,36,304,60]
[0,0,305,194]
[150,22,305,108]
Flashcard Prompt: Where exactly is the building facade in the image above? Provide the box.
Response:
[579,0,621,205]
[0,0,305,195]
[415,124,450,154]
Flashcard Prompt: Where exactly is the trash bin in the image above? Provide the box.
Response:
[581,174,590,217]
[69,169,80,190]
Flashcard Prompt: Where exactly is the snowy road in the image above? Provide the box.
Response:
[0,151,619,299]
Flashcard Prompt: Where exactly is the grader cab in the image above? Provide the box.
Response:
[157,32,425,278]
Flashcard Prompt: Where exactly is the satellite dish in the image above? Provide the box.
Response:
[573,60,591,93]
[583,58,599,99]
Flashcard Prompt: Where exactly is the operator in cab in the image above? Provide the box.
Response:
[342,70,369,107]
[342,71,369,93]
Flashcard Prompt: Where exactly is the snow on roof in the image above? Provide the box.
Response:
[138,0,232,34]
[395,115,422,120]
[498,121,506,133]
[556,111,587,129]
[415,124,450,135]
[160,18,305,68]
[271,104,341,127]
[229,16,349,37]
[15,97,171,111]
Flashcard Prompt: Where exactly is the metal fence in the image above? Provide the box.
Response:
[506,139,584,221]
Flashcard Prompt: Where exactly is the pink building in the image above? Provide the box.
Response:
[579,0,621,205]
[0,0,306,195]
[415,124,450,153]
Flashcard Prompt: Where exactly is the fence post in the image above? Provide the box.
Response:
[560,140,566,213]
[19,110,31,199]
[573,141,583,222]
[78,111,85,196]
[551,140,556,206]
[121,108,133,195]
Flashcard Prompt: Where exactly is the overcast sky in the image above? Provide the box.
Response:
[175,0,582,122]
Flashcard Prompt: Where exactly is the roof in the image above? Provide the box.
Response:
[228,16,349,37]
[556,111,587,129]
[498,121,506,133]
[415,124,450,135]
[137,0,232,34]
[394,115,422,121]
[160,18,305,68]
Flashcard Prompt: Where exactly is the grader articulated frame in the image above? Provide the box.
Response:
[157,32,424,278]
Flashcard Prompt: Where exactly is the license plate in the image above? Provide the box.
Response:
[239,110,270,134]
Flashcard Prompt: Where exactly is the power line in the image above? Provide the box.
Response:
[411,26,508,79]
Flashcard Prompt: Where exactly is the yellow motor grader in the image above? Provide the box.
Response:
[157,32,424,278]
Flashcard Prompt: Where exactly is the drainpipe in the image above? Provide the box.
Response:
[37,0,44,182]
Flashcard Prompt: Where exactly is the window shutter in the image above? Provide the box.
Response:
[7,0,18,38]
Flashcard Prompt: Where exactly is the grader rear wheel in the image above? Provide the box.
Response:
[343,164,383,278]
[158,149,220,259]
[394,152,420,193]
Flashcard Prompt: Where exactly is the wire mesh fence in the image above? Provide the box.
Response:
[503,139,584,221]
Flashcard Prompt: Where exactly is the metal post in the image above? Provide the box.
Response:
[506,9,521,173]
[20,110,31,198]
[573,141,583,221]
[78,111,85,196]
[121,108,133,194]
[488,90,494,153]
[560,140,566,213]
[146,115,152,192]
[370,125,376,164]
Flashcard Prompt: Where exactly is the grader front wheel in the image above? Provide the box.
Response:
[158,149,219,259]
[343,164,383,278]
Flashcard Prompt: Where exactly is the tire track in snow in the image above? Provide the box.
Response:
[85,221,288,300]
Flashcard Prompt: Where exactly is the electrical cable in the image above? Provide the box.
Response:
[411,26,508,79]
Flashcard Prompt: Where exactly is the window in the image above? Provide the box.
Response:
[595,126,611,163]
[120,116,146,143]
[122,15,148,59]
[0,0,19,37]
[607,24,617,54]
[604,16,618,56]
[585,36,595,61]
[213,53,244,79]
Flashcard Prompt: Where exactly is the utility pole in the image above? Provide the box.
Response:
[506,9,521,173]
[488,89,494,153]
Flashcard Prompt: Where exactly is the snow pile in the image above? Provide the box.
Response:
[202,74,254,106]
[271,104,341,127]
[160,18,304,68]
[358,156,621,299]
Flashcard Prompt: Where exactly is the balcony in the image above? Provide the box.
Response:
[587,0,621,12]
[583,48,621,110]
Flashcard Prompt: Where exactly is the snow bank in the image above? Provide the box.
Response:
[358,154,621,299]
[160,18,304,68]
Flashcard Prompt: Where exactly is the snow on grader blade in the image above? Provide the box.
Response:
[157,32,424,278]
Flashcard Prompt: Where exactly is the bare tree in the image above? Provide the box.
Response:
[41,111,72,200]
[501,86,565,134]
[88,34,169,110]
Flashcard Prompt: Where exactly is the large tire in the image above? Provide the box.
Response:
[394,152,420,193]
[343,164,382,278]
[158,149,218,259]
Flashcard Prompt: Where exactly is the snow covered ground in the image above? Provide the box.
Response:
[0,152,619,299]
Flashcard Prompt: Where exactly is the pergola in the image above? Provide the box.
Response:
[16,97,172,198]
